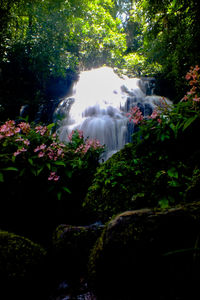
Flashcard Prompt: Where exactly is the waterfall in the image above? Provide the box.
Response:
[54,67,170,160]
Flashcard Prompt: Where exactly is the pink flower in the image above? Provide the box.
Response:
[127,106,144,125]
[14,127,21,134]
[57,148,63,156]
[35,125,48,136]
[48,171,60,181]
[185,73,191,80]
[23,139,30,146]
[149,109,159,119]
[18,122,30,134]
[15,137,24,142]
[38,151,45,158]
[34,144,46,152]
[193,95,200,102]
[13,147,27,156]
[181,95,188,102]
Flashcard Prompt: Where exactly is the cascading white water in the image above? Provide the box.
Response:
[54,66,170,160]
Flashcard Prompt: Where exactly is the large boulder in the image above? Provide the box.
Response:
[51,222,104,281]
[0,230,47,299]
[88,202,200,300]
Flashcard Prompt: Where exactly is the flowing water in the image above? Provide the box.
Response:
[54,67,169,160]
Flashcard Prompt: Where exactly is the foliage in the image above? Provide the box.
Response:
[129,0,200,99]
[83,66,200,221]
[122,52,162,76]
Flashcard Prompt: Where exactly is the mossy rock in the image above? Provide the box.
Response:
[51,223,104,281]
[88,202,200,300]
[0,230,47,299]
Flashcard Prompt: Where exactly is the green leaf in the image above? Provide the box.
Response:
[47,123,55,130]
[62,186,71,194]
[19,168,26,177]
[31,169,37,176]
[117,172,123,176]
[0,172,4,182]
[28,158,34,166]
[57,192,62,201]
[182,115,198,131]
[46,163,51,170]
[160,133,169,141]
[167,167,178,179]
[158,198,169,209]
[168,180,180,187]
[53,161,66,166]
[65,170,72,178]
[37,166,44,175]
[1,167,18,171]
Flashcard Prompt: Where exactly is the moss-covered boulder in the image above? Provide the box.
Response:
[83,143,142,222]
[0,230,47,299]
[51,223,104,281]
[88,202,200,300]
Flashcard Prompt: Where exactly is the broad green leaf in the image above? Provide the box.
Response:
[62,186,71,194]
[182,115,198,131]
[47,123,55,130]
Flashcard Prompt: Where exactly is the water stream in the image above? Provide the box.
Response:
[54,67,168,160]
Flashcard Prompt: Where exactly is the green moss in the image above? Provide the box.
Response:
[0,230,47,280]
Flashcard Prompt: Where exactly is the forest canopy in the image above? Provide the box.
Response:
[0,0,200,120]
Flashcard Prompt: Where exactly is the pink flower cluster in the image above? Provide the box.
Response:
[182,65,200,102]
[35,125,48,136]
[34,142,65,161]
[75,139,103,154]
[0,120,20,139]
[127,106,144,125]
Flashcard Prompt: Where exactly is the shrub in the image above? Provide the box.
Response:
[0,124,104,236]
